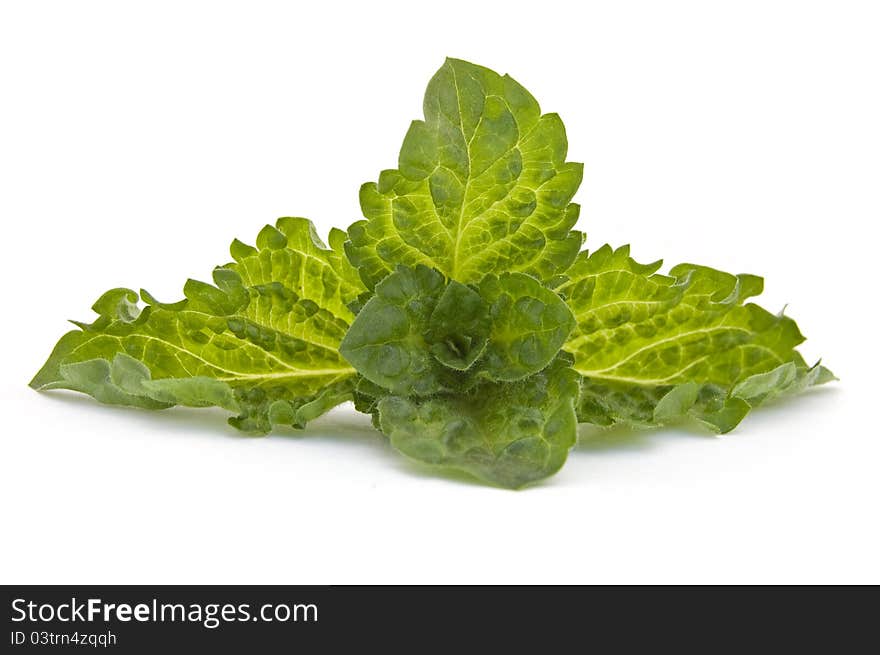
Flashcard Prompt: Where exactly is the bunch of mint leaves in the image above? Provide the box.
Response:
[31,58,834,488]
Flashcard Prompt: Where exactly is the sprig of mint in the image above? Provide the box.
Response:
[31,58,834,488]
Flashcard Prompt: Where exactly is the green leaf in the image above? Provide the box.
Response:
[339,265,575,395]
[339,265,451,396]
[31,218,364,433]
[479,272,575,381]
[376,355,580,488]
[561,245,806,387]
[346,57,584,289]
[230,217,365,337]
[562,245,835,433]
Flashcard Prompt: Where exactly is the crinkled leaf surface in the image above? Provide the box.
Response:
[578,359,835,433]
[31,218,364,433]
[563,245,803,386]
[339,265,450,396]
[561,245,834,431]
[339,265,574,395]
[346,58,584,289]
[377,355,580,489]
[478,272,575,381]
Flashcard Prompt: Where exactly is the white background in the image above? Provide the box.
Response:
[1,1,877,584]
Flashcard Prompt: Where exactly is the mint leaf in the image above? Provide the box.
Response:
[561,245,808,386]
[346,58,584,289]
[340,263,578,488]
[561,245,834,432]
[479,272,575,381]
[339,265,575,395]
[376,355,579,488]
[338,265,451,396]
[31,219,364,433]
